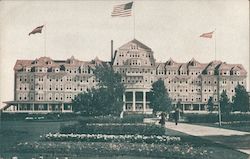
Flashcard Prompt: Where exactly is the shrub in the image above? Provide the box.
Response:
[183,113,250,123]
[78,115,144,124]
[183,113,218,123]
[60,123,165,135]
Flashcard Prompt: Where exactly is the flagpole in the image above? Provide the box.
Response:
[215,28,221,127]
[214,28,216,60]
[133,1,135,39]
[249,0,250,92]
[44,24,46,57]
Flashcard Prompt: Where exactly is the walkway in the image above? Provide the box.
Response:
[166,122,250,155]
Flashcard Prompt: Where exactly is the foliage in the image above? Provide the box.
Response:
[232,84,249,112]
[207,97,214,112]
[184,113,218,123]
[149,79,172,113]
[72,64,125,116]
[72,88,114,116]
[184,113,250,123]
[77,115,144,124]
[60,123,166,135]
[220,90,231,114]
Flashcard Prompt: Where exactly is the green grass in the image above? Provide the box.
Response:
[1,121,249,159]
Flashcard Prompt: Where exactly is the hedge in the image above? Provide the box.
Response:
[183,113,250,123]
[60,123,165,135]
[78,115,144,124]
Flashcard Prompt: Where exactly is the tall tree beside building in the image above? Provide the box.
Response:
[220,90,231,114]
[207,97,214,113]
[149,79,172,113]
[232,84,249,112]
[73,88,110,116]
[73,64,125,116]
[94,64,125,115]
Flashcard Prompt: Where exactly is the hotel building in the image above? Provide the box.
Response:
[3,39,247,113]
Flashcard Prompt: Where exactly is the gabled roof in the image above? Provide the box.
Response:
[119,39,152,51]
[230,64,247,73]
[179,63,188,70]
[156,63,165,69]
[205,60,222,70]
[165,58,179,66]
[188,58,200,66]
[14,60,33,70]
[218,62,232,70]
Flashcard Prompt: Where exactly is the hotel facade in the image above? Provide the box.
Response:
[3,39,247,113]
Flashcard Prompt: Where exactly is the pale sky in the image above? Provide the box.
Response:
[0,0,249,107]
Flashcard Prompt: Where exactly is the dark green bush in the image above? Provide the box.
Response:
[183,113,250,123]
[184,113,219,123]
[60,123,165,135]
[221,113,250,122]
[78,115,144,124]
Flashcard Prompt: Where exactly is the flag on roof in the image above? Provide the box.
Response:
[29,25,44,36]
[111,2,133,17]
[200,31,214,38]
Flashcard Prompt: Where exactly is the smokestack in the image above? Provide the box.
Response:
[111,40,114,62]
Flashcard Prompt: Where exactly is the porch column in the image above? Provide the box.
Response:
[143,91,146,112]
[47,103,49,112]
[61,103,64,112]
[17,103,20,111]
[182,104,185,111]
[123,93,126,111]
[32,103,34,111]
[199,104,201,111]
[132,91,136,111]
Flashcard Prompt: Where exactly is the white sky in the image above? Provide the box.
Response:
[0,0,249,107]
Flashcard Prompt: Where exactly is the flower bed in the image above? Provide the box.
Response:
[43,133,181,144]
[14,141,207,158]
[60,123,165,135]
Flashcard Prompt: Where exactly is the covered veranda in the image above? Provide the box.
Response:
[2,101,72,113]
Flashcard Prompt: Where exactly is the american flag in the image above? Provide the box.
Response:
[111,2,133,17]
[200,31,214,38]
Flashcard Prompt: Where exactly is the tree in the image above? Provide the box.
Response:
[94,64,125,115]
[220,90,231,114]
[232,84,249,112]
[72,64,125,116]
[207,97,214,113]
[149,79,172,113]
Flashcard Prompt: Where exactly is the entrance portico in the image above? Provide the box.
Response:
[123,88,152,114]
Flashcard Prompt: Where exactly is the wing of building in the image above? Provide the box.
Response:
[2,39,247,114]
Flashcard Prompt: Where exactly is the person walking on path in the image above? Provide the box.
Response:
[174,109,179,125]
[159,112,166,126]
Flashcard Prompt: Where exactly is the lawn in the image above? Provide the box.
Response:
[1,116,249,159]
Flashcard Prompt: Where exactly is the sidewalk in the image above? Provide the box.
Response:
[166,122,250,155]
[166,122,250,136]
